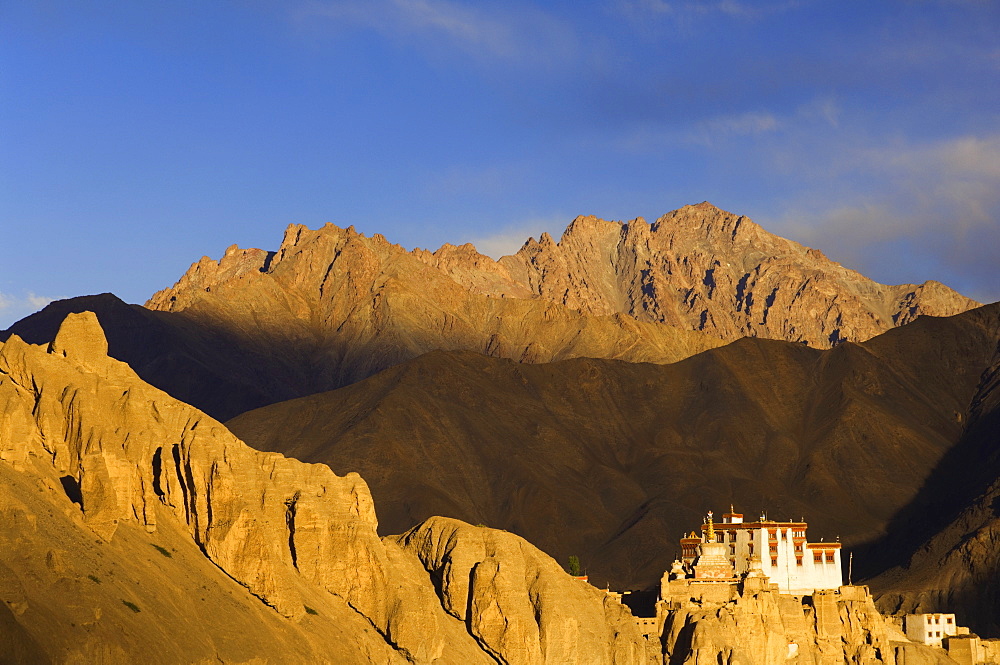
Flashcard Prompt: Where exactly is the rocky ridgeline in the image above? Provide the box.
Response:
[146,203,977,416]
[129,203,982,422]
[143,223,720,410]
[0,311,976,662]
[420,203,979,348]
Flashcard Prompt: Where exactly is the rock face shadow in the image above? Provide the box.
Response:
[59,475,83,510]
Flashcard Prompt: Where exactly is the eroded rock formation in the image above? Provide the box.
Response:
[0,309,987,662]
[659,582,954,665]
[0,312,652,663]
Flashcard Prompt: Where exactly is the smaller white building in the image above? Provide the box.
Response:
[904,613,960,647]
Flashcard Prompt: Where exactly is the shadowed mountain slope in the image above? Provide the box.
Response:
[0,294,282,420]
[228,303,1000,597]
[865,340,1000,636]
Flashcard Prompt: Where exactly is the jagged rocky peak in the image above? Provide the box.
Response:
[494,202,980,347]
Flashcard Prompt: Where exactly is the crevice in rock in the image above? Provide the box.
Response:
[59,475,83,510]
[183,454,198,527]
[735,273,750,312]
[285,492,300,571]
[152,447,165,499]
[761,287,778,325]
[172,444,191,523]
[702,267,716,299]
[344,599,411,662]
[260,251,276,273]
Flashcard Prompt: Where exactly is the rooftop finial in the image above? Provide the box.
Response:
[706,511,715,541]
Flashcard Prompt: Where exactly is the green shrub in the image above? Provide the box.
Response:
[152,544,172,558]
[122,600,141,613]
[87,575,101,584]
[567,555,581,576]
[304,605,319,616]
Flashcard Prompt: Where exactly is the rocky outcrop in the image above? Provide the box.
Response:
[394,517,653,665]
[0,312,653,663]
[0,312,389,620]
[659,583,955,665]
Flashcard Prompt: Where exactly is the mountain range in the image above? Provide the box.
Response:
[2,202,997,660]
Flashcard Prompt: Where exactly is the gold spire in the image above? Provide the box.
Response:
[706,510,715,541]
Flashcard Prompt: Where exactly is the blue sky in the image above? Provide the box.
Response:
[2,0,998,327]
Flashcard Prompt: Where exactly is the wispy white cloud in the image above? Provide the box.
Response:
[617,0,802,22]
[621,93,850,153]
[617,109,781,151]
[771,134,1000,302]
[692,111,780,143]
[0,291,58,330]
[423,164,519,198]
[294,0,578,67]
[797,96,841,129]
[465,215,569,259]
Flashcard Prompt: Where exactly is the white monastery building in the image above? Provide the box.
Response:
[678,508,843,595]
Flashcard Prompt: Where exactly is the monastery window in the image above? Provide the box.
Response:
[770,544,778,553]
[795,558,803,566]
[814,553,823,564]
[794,543,802,552]
[770,557,778,566]
[825,551,835,563]
[748,544,754,554]
[946,617,953,624]
[926,616,932,624]
[936,632,941,638]
[730,545,736,555]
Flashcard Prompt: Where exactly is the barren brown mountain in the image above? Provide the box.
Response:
[5,204,976,424]
[228,304,1000,622]
[419,202,979,346]
[865,339,1000,636]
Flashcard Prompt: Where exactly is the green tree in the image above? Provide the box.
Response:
[567,555,581,577]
